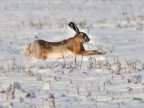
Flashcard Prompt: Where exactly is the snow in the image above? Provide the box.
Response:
[0,0,144,108]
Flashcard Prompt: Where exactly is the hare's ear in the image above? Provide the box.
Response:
[68,22,80,33]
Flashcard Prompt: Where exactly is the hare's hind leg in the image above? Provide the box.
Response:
[40,54,48,60]
[39,50,51,60]
[30,41,43,60]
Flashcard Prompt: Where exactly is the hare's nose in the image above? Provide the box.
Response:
[87,37,90,41]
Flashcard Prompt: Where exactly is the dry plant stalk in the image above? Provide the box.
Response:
[49,93,56,108]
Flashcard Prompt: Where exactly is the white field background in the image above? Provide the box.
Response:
[0,0,144,108]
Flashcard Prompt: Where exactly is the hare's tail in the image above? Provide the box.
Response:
[25,43,32,58]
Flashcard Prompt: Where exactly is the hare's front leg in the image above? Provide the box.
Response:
[74,50,106,67]
[76,50,106,55]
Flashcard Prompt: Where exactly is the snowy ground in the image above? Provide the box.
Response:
[0,0,144,108]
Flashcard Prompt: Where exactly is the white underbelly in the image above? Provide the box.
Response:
[48,50,74,58]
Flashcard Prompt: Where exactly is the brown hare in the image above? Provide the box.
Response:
[25,22,105,60]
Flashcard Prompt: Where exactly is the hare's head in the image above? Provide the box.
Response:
[69,22,90,43]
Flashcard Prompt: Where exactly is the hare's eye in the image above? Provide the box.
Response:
[80,33,83,36]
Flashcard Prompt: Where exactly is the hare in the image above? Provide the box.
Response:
[25,22,105,60]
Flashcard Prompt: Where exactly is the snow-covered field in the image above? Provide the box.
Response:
[0,0,144,108]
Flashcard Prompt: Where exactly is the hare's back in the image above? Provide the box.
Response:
[34,40,53,50]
